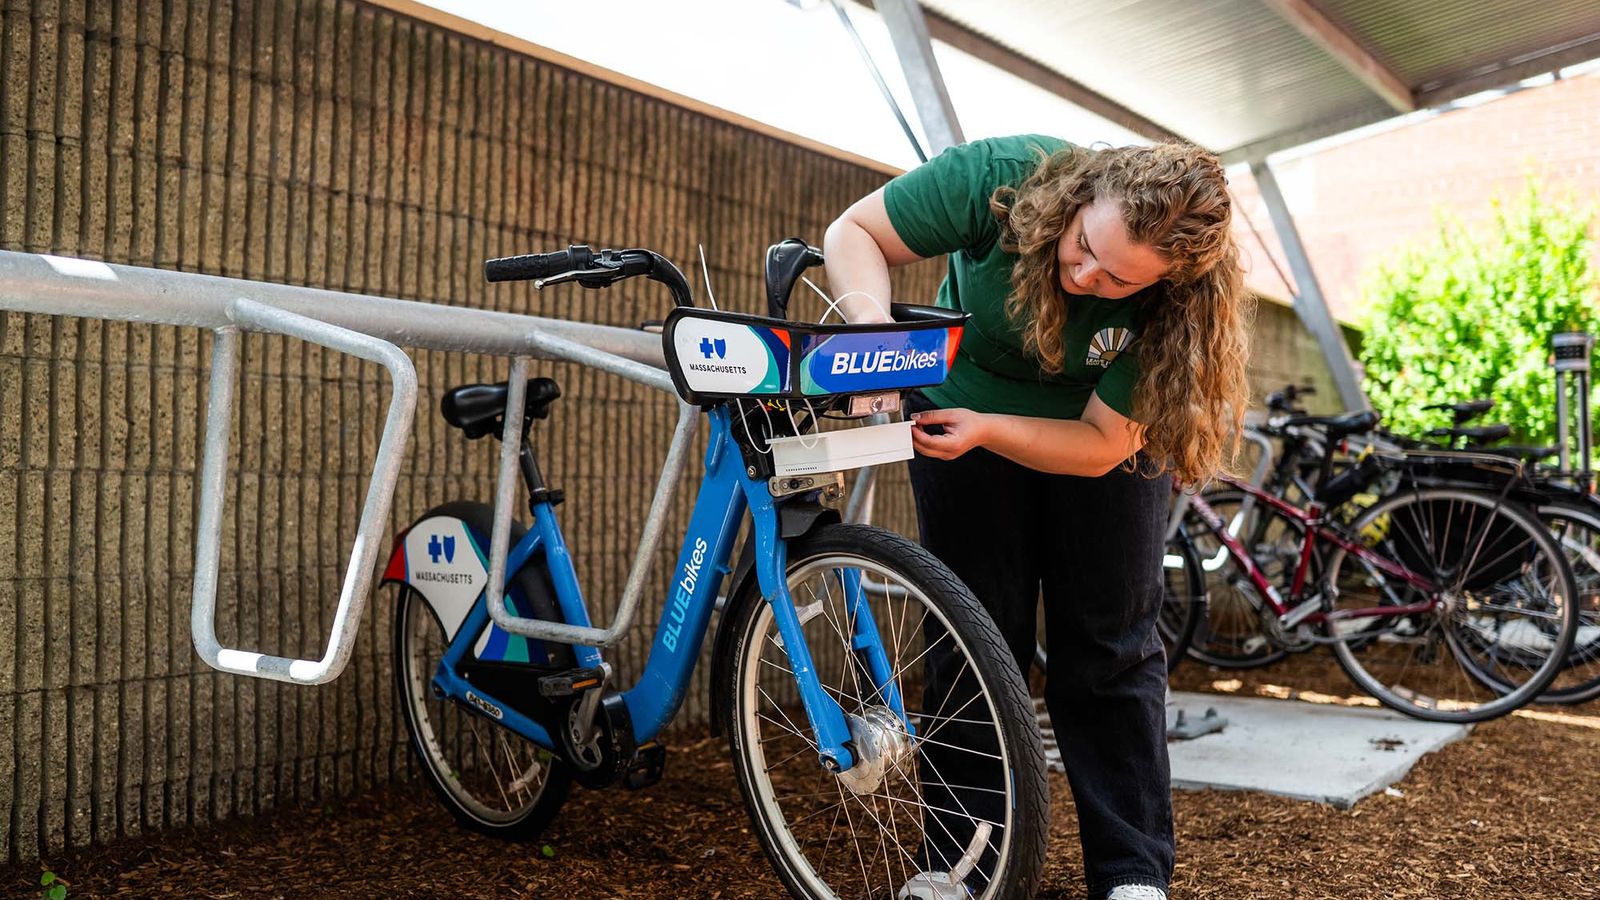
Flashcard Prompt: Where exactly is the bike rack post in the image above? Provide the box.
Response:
[1553,331,1594,485]
[190,299,417,684]
[480,329,700,648]
[0,249,671,685]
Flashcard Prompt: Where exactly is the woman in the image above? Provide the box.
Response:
[823,136,1249,900]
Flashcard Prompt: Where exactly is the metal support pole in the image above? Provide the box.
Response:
[1249,159,1368,411]
[1581,371,1592,484]
[835,0,966,527]
[1553,332,1594,482]
[875,0,964,153]
[1557,369,1572,473]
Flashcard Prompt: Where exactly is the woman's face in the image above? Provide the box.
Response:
[1056,197,1168,299]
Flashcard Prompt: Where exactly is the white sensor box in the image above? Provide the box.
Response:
[766,420,914,477]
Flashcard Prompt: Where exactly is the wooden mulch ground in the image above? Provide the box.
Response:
[8,654,1599,899]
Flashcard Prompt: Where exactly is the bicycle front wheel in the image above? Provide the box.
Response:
[1183,489,1302,669]
[722,524,1048,900]
[1326,487,1579,722]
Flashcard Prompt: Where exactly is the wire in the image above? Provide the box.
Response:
[799,276,886,324]
[698,243,719,311]
[785,397,824,451]
[735,399,775,456]
[799,276,848,323]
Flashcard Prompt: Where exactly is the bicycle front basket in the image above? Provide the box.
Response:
[661,303,968,404]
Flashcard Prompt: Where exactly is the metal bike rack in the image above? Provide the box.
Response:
[481,339,699,648]
[0,249,677,683]
[192,299,417,684]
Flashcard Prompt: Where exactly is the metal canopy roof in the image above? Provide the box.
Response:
[914,0,1600,162]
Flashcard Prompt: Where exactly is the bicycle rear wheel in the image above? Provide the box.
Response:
[392,502,573,839]
[1325,487,1579,722]
[1517,503,1600,703]
[722,524,1048,900]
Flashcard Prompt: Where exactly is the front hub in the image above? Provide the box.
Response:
[835,706,914,795]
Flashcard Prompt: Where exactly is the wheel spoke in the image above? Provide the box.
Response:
[735,547,1032,899]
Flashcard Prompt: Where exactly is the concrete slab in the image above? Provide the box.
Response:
[1035,692,1473,809]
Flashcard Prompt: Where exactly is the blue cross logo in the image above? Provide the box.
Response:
[699,337,727,360]
[426,534,456,565]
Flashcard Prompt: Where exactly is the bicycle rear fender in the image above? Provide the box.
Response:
[706,497,840,737]
[382,501,568,666]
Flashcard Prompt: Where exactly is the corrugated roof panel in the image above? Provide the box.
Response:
[913,0,1600,157]
[921,0,1396,152]
[1325,0,1600,92]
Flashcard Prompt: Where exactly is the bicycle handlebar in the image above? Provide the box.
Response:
[484,245,695,308]
[485,246,593,282]
[1265,382,1316,415]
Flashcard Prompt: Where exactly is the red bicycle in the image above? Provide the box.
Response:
[1179,410,1579,722]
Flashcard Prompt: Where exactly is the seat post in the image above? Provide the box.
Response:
[515,432,563,509]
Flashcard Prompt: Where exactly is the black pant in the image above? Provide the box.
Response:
[907,393,1174,898]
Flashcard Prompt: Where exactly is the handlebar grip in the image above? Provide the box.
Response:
[483,245,593,282]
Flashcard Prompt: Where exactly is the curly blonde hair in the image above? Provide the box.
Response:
[989,142,1251,483]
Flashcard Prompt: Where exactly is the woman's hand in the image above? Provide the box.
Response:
[910,408,992,460]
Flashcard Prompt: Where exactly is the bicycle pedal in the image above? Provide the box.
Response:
[623,741,667,791]
[536,666,606,698]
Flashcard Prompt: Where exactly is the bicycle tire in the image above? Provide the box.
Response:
[1326,487,1579,723]
[1157,527,1204,673]
[1503,502,1600,704]
[721,524,1048,900]
[393,501,574,840]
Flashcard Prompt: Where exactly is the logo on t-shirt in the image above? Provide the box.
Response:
[1086,327,1133,369]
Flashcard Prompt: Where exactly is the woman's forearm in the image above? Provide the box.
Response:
[822,218,895,324]
[980,412,1135,477]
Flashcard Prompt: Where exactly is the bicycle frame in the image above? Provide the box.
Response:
[1189,475,1440,628]
[424,405,891,771]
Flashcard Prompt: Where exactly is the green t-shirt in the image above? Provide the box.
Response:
[883,134,1151,420]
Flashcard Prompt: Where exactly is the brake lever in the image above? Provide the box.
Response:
[534,267,617,290]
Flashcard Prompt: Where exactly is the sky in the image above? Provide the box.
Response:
[414,0,1146,171]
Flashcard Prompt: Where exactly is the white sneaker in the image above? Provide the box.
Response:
[1106,885,1168,900]
[897,871,972,899]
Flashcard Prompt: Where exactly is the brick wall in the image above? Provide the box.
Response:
[0,0,951,859]
[0,0,1332,860]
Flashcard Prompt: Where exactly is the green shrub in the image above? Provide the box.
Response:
[1358,180,1599,446]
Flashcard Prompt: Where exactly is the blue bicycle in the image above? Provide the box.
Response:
[384,241,1048,899]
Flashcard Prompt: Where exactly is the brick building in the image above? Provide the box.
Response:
[1234,67,1600,324]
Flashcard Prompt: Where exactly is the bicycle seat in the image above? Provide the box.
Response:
[441,377,562,439]
[1482,444,1559,462]
[1282,409,1380,439]
[1426,424,1511,444]
[1423,399,1493,423]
